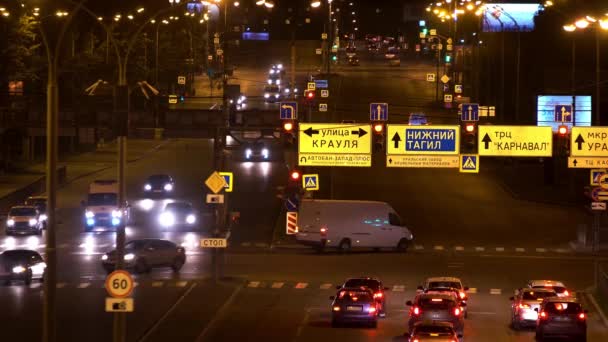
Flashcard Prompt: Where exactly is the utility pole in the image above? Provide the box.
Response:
[595,28,601,125]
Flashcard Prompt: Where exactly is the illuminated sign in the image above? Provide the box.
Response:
[478,126,552,157]
[482,3,543,32]
[537,95,591,132]
[387,125,460,155]
[570,127,608,157]
[386,155,459,168]
[298,123,371,167]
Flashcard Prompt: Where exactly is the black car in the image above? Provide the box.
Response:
[0,250,46,285]
[337,277,389,317]
[101,239,186,274]
[158,202,198,230]
[347,56,360,66]
[407,293,465,336]
[330,287,378,328]
[535,297,587,341]
[143,174,174,196]
[243,141,270,161]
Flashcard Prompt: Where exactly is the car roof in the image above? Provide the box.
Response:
[529,280,566,287]
[426,277,462,283]
[521,288,556,293]
[1,249,41,257]
[345,277,380,282]
[339,286,374,293]
[27,196,47,200]
[543,296,579,304]
[10,205,37,210]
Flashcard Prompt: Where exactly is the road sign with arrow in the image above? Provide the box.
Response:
[568,157,608,169]
[478,126,552,157]
[386,125,460,156]
[570,127,608,157]
[298,123,372,167]
[280,102,298,120]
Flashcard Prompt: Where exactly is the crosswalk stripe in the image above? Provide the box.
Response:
[414,245,424,250]
[495,247,505,252]
[152,281,164,288]
[295,282,308,289]
[392,285,405,292]
[78,283,90,289]
[536,248,547,253]
[515,248,525,252]
[490,289,502,295]
[241,242,251,247]
[271,282,284,289]
[475,247,485,252]
[468,287,478,294]
[175,281,188,287]
[434,245,444,251]
[320,283,333,290]
[555,248,568,253]
[454,246,464,251]
[247,281,260,288]
[56,283,67,288]
[254,243,268,248]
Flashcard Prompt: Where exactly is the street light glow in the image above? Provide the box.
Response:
[127,14,134,20]
[137,7,144,13]
[563,24,576,32]
[234,1,240,6]
[264,1,274,8]
[97,16,103,21]
[586,16,597,23]
[311,1,321,8]
[575,18,589,29]
[255,0,265,5]
[600,19,608,30]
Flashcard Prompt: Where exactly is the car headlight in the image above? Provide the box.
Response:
[101,254,108,261]
[85,211,94,218]
[276,79,281,85]
[12,266,26,274]
[111,210,122,218]
[164,183,173,191]
[274,94,279,98]
[86,218,95,226]
[6,219,14,227]
[277,64,283,69]
[230,99,234,104]
[159,212,175,227]
[124,253,135,261]
[186,214,196,224]
[39,214,47,221]
[29,218,38,226]
[294,88,298,93]
[237,99,242,104]
[284,88,290,94]
[245,149,252,159]
[264,93,270,98]
[262,148,269,159]
[144,184,152,191]
[267,79,272,84]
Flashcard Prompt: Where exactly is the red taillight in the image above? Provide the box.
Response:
[368,306,376,314]
[373,124,383,133]
[540,311,547,319]
[459,291,466,299]
[578,312,586,320]
[290,171,300,180]
[374,292,383,299]
[413,306,421,315]
[563,290,570,297]
[413,339,419,342]
[454,307,461,316]
[465,123,475,133]
[320,227,327,236]
[283,122,294,132]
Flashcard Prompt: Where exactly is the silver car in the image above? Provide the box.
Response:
[405,321,462,342]
[5,206,43,235]
[510,288,557,329]
[0,249,46,285]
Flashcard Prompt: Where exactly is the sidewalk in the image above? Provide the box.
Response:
[0,139,169,213]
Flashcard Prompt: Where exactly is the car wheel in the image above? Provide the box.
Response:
[396,238,409,252]
[369,320,377,329]
[135,258,149,274]
[171,257,184,273]
[338,239,351,253]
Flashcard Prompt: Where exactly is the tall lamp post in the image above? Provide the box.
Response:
[563,16,608,125]
[311,0,333,75]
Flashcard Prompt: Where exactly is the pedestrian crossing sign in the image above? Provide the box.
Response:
[459,154,479,173]
[302,174,319,191]
[590,169,606,186]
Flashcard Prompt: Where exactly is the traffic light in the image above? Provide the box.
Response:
[372,122,385,152]
[283,120,296,147]
[557,125,568,136]
[445,54,452,63]
[331,54,337,62]
[461,122,477,153]
[290,170,301,181]
[304,90,315,105]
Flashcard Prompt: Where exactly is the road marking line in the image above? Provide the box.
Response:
[454,246,464,251]
[241,242,251,247]
[434,245,444,251]
[254,243,268,248]
[293,308,311,341]
[152,281,164,288]
[468,287,478,294]
[475,247,485,252]
[56,283,67,288]
[536,248,547,253]
[490,288,502,295]
[515,248,525,253]
[414,245,424,250]
[175,281,188,287]
[393,285,405,292]
[140,283,197,341]
[247,281,260,288]
[320,283,333,290]
[495,247,505,252]
[469,311,497,315]
[555,248,569,253]
[30,283,41,289]
[295,282,308,289]
[271,282,284,289]
[78,283,90,289]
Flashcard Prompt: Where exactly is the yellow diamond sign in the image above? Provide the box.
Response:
[205,171,227,194]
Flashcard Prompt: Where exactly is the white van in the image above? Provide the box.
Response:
[295,199,413,252]
[83,180,128,232]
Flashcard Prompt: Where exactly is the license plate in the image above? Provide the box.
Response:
[432,314,440,318]
[154,190,162,193]
[346,306,362,312]
[554,316,570,321]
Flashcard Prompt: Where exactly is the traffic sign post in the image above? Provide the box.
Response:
[105,298,134,313]
[321,90,329,98]
[461,103,479,121]
[387,125,460,156]
[200,238,228,248]
[444,94,453,103]
[459,154,479,173]
[370,103,388,121]
[440,75,450,84]
[314,80,328,89]
[177,76,186,85]
[105,270,134,298]
[478,126,553,157]
[426,74,436,82]
[590,169,606,185]
[205,171,228,194]
[298,123,372,167]
[568,157,608,168]
[302,174,319,191]
[455,85,462,94]
[319,103,328,112]
[280,102,298,120]
[571,127,608,157]
[307,82,316,91]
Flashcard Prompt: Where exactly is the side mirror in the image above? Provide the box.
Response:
[335,285,341,290]
[509,296,514,301]
[464,286,469,291]
[534,308,539,312]
[329,296,335,300]
[406,300,413,306]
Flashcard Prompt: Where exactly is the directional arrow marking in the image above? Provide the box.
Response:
[482,133,492,149]
[304,127,320,137]
[391,132,402,149]
[575,134,585,150]
[573,159,578,166]
[350,128,368,138]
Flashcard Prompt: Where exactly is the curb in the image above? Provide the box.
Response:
[583,290,608,328]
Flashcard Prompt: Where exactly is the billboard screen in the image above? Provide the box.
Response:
[537,95,592,132]
[242,32,270,41]
[482,3,542,32]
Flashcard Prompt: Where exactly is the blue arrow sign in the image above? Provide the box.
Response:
[554,105,572,123]
[370,103,388,121]
[285,195,299,211]
[461,103,479,121]
[280,102,298,120]
[314,79,329,89]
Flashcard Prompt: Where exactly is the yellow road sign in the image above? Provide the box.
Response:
[302,174,319,191]
[200,238,227,248]
[218,172,233,192]
[590,169,606,185]
[205,171,227,194]
[168,95,178,104]
[571,127,608,157]
[387,125,460,156]
[105,298,134,312]
[299,153,371,167]
[569,157,608,168]
[105,270,134,298]
[478,126,552,157]
[307,82,316,90]
[386,155,459,168]
[299,123,371,155]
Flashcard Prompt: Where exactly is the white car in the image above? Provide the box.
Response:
[527,280,570,297]
[5,206,43,235]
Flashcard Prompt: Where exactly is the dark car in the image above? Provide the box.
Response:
[25,196,47,229]
[535,297,587,341]
[5,206,43,236]
[101,239,186,274]
[243,141,270,161]
[337,277,389,317]
[330,287,378,328]
[347,56,360,66]
[158,202,198,230]
[407,293,465,336]
[143,174,175,196]
[405,321,462,342]
[0,250,46,285]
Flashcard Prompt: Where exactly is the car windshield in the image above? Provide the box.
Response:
[148,175,170,183]
[1,250,39,262]
[343,279,380,291]
[337,290,372,301]
[533,285,567,294]
[545,302,582,314]
[428,281,461,289]
[165,203,192,212]
[125,241,147,250]
[26,199,46,207]
[9,207,36,216]
[87,193,118,206]
[523,291,556,300]
[419,297,455,309]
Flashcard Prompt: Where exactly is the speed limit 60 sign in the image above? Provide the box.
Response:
[105,270,134,298]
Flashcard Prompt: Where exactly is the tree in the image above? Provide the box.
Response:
[3,12,43,87]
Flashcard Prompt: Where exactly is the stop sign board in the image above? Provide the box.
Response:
[105,270,134,298]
